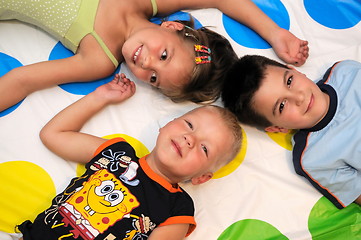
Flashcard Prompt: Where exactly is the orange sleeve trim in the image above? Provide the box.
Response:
[93,137,126,156]
[158,216,196,237]
[299,133,346,208]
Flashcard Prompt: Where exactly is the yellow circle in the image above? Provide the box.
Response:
[266,130,296,151]
[76,134,150,176]
[0,161,56,233]
[212,127,247,179]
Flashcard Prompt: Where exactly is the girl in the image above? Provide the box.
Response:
[0,0,308,111]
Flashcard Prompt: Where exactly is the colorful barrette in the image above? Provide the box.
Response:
[194,45,211,54]
[195,55,212,65]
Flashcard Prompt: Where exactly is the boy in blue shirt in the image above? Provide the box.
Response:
[222,55,361,209]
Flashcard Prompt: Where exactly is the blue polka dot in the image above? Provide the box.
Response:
[304,0,361,29]
[0,53,24,117]
[49,42,118,95]
[223,0,290,49]
[151,11,203,29]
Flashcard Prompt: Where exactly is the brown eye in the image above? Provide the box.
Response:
[279,101,285,113]
[160,50,167,60]
[287,76,293,87]
[150,72,157,83]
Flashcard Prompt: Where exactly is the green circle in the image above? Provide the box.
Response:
[308,197,361,239]
[218,219,288,240]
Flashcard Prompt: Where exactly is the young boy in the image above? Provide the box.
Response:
[222,55,361,209]
[18,74,242,240]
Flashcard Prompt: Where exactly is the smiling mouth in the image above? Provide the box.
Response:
[306,94,314,113]
[171,140,182,157]
[133,45,142,63]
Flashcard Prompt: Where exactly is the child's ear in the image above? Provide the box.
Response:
[265,126,289,133]
[160,21,184,31]
[191,172,213,185]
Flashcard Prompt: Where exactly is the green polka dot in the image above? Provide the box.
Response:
[218,219,289,240]
[308,197,361,239]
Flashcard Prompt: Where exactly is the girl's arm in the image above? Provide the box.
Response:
[0,37,116,112]
[148,223,190,240]
[155,0,308,66]
[40,74,136,164]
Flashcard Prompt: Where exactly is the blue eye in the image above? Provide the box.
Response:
[186,120,193,129]
[202,145,208,155]
[160,50,167,60]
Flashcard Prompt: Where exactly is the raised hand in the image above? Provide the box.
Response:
[94,73,136,105]
[270,28,309,67]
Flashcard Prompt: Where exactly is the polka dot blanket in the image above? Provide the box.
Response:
[1,1,360,239]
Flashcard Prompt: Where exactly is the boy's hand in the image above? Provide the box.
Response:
[270,28,309,67]
[95,73,136,104]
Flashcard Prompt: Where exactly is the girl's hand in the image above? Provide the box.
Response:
[95,73,136,104]
[270,28,309,67]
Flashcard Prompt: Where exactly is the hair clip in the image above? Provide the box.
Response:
[194,45,211,54]
[184,25,195,31]
[185,32,198,41]
[195,56,212,65]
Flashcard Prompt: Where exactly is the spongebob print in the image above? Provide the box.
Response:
[59,169,140,239]
[91,149,140,186]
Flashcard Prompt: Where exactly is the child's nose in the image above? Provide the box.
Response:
[184,134,195,148]
[141,55,153,69]
[294,91,305,106]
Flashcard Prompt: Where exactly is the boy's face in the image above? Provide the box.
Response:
[153,106,234,184]
[253,65,330,131]
[122,21,195,92]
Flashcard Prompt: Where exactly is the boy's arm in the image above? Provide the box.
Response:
[148,223,190,240]
[40,74,136,164]
[156,0,308,66]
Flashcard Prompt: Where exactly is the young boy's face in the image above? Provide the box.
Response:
[253,65,330,131]
[153,106,234,184]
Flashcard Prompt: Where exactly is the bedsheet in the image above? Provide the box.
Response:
[1,0,361,239]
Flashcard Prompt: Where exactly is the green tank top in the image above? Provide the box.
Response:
[0,0,158,68]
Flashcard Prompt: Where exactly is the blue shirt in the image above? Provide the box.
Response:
[293,60,361,209]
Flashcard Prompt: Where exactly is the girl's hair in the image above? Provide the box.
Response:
[160,18,238,104]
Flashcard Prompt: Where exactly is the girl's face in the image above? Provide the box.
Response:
[122,22,195,92]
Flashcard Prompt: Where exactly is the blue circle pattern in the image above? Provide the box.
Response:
[304,0,361,29]
[151,11,203,29]
[0,53,24,117]
[49,42,119,95]
[1,1,359,117]
[222,0,290,49]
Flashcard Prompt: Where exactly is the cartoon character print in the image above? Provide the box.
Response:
[90,149,140,186]
[124,214,156,240]
[59,169,140,240]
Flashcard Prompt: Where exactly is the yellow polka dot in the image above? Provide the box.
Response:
[0,161,56,233]
[213,128,247,179]
[76,134,150,176]
[266,130,296,151]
